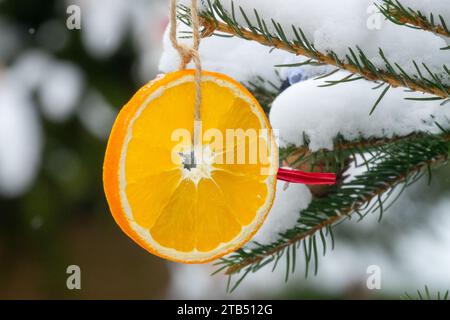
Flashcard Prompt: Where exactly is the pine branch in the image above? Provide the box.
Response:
[282,132,450,171]
[402,286,450,300]
[276,134,425,176]
[379,0,450,39]
[215,135,449,286]
[178,1,450,101]
[245,73,283,113]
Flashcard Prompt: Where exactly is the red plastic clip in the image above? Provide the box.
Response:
[277,168,336,185]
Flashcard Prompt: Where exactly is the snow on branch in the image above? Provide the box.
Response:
[178,1,450,102]
[270,71,450,151]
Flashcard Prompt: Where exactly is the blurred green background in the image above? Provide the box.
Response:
[0,0,171,299]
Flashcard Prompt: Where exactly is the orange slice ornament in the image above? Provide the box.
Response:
[103,0,335,264]
[103,70,280,263]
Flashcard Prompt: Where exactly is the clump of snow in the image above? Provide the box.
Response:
[38,61,84,122]
[249,181,312,246]
[270,70,450,151]
[0,81,42,197]
[7,50,85,123]
[0,49,86,197]
[78,0,129,59]
[169,264,225,299]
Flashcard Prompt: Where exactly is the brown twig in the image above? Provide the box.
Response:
[394,15,450,38]
[281,133,450,170]
[303,133,450,155]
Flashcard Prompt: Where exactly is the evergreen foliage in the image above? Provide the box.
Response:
[177,0,450,290]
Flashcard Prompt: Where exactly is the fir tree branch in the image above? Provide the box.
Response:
[379,0,450,39]
[282,132,450,171]
[178,1,450,100]
[216,135,449,283]
[245,73,283,113]
[225,153,446,276]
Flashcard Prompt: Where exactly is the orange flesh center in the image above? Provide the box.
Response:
[123,77,271,253]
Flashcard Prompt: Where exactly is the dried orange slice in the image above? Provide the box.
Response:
[103,70,278,263]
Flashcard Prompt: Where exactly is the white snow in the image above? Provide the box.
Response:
[7,50,85,124]
[38,61,84,122]
[169,264,226,299]
[78,0,129,59]
[396,199,450,289]
[0,81,42,198]
[249,181,312,246]
[0,51,50,197]
[128,0,169,82]
[0,49,86,197]
[270,70,450,151]
[8,50,52,91]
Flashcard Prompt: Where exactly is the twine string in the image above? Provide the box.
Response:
[170,0,202,149]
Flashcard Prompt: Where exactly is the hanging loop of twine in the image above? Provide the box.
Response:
[170,0,202,132]
[170,0,201,71]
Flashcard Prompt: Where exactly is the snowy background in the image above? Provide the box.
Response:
[0,0,449,299]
